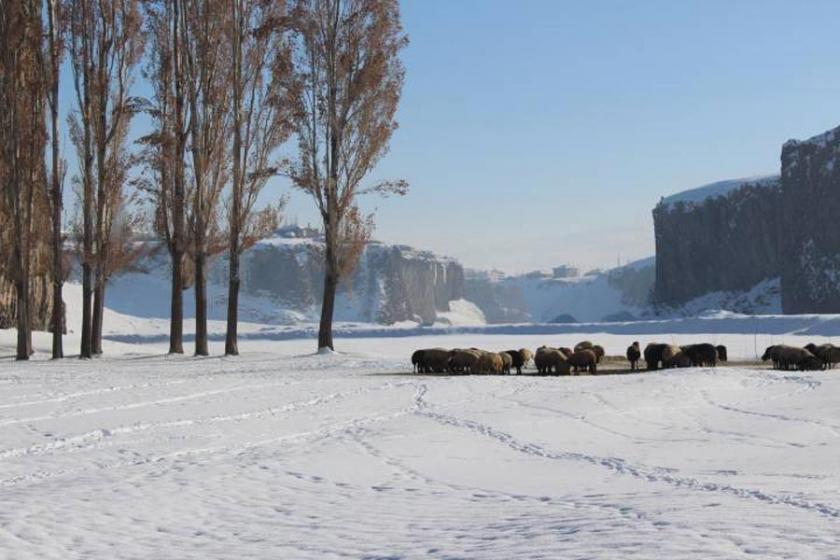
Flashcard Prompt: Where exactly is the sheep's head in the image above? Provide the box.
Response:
[761,346,775,361]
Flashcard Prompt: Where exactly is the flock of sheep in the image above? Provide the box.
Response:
[638,342,727,370]
[411,341,633,376]
[411,340,731,375]
[411,339,840,375]
[761,343,840,371]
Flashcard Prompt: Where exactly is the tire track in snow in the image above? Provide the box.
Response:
[412,383,840,520]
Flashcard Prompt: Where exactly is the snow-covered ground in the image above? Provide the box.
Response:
[4,302,840,558]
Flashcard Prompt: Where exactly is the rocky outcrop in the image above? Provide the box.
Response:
[780,125,840,313]
[225,237,466,325]
[652,177,781,306]
[653,123,840,314]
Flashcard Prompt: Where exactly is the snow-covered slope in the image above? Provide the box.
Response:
[656,278,782,318]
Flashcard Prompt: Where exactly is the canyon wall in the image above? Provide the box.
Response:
[210,237,466,325]
[780,125,840,313]
[652,177,781,306]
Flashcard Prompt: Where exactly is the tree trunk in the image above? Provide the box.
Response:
[80,264,93,358]
[318,223,338,351]
[169,249,184,354]
[51,276,63,359]
[92,279,104,354]
[318,265,338,351]
[170,0,185,355]
[225,0,242,357]
[12,229,31,359]
[15,276,30,361]
[194,250,208,356]
[225,248,240,356]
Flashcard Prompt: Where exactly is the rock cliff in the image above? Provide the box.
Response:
[780,125,840,313]
[206,233,466,325]
[652,176,781,306]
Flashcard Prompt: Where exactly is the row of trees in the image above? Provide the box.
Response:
[0,0,407,360]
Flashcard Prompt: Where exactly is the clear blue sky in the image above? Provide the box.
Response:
[61,0,840,274]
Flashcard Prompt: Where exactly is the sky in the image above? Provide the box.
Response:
[60,0,840,274]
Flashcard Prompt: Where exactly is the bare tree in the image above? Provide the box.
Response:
[224,0,295,356]
[180,0,231,356]
[0,0,47,360]
[287,0,408,350]
[68,0,143,356]
[89,0,144,355]
[67,0,95,358]
[139,0,190,354]
[45,0,66,359]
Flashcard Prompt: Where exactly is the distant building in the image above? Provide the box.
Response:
[552,265,579,279]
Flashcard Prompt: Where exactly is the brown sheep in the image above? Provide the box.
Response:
[574,341,594,353]
[567,349,597,375]
[478,352,504,374]
[682,343,718,367]
[423,348,454,373]
[805,343,840,369]
[535,346,568,375]
[761,345,784,369]
[498,352,513,374]
[626,342,641,370]
[799,354,825,371]
[534,346,554,375]
[448,349,480,374]
[819,345,840,369]
[519,348,534,366]
[558,347,574,358]
[644,343,668,370]
[592,345,605,363]
[670,351,692,368]
[660,344,683,368]
[555,359,571,376]
[413,347,449,373]
[504,349,533,374]
[774,345,817,371]
[489,352,505,374]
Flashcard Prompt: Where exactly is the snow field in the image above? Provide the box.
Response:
[1,331,840,558]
